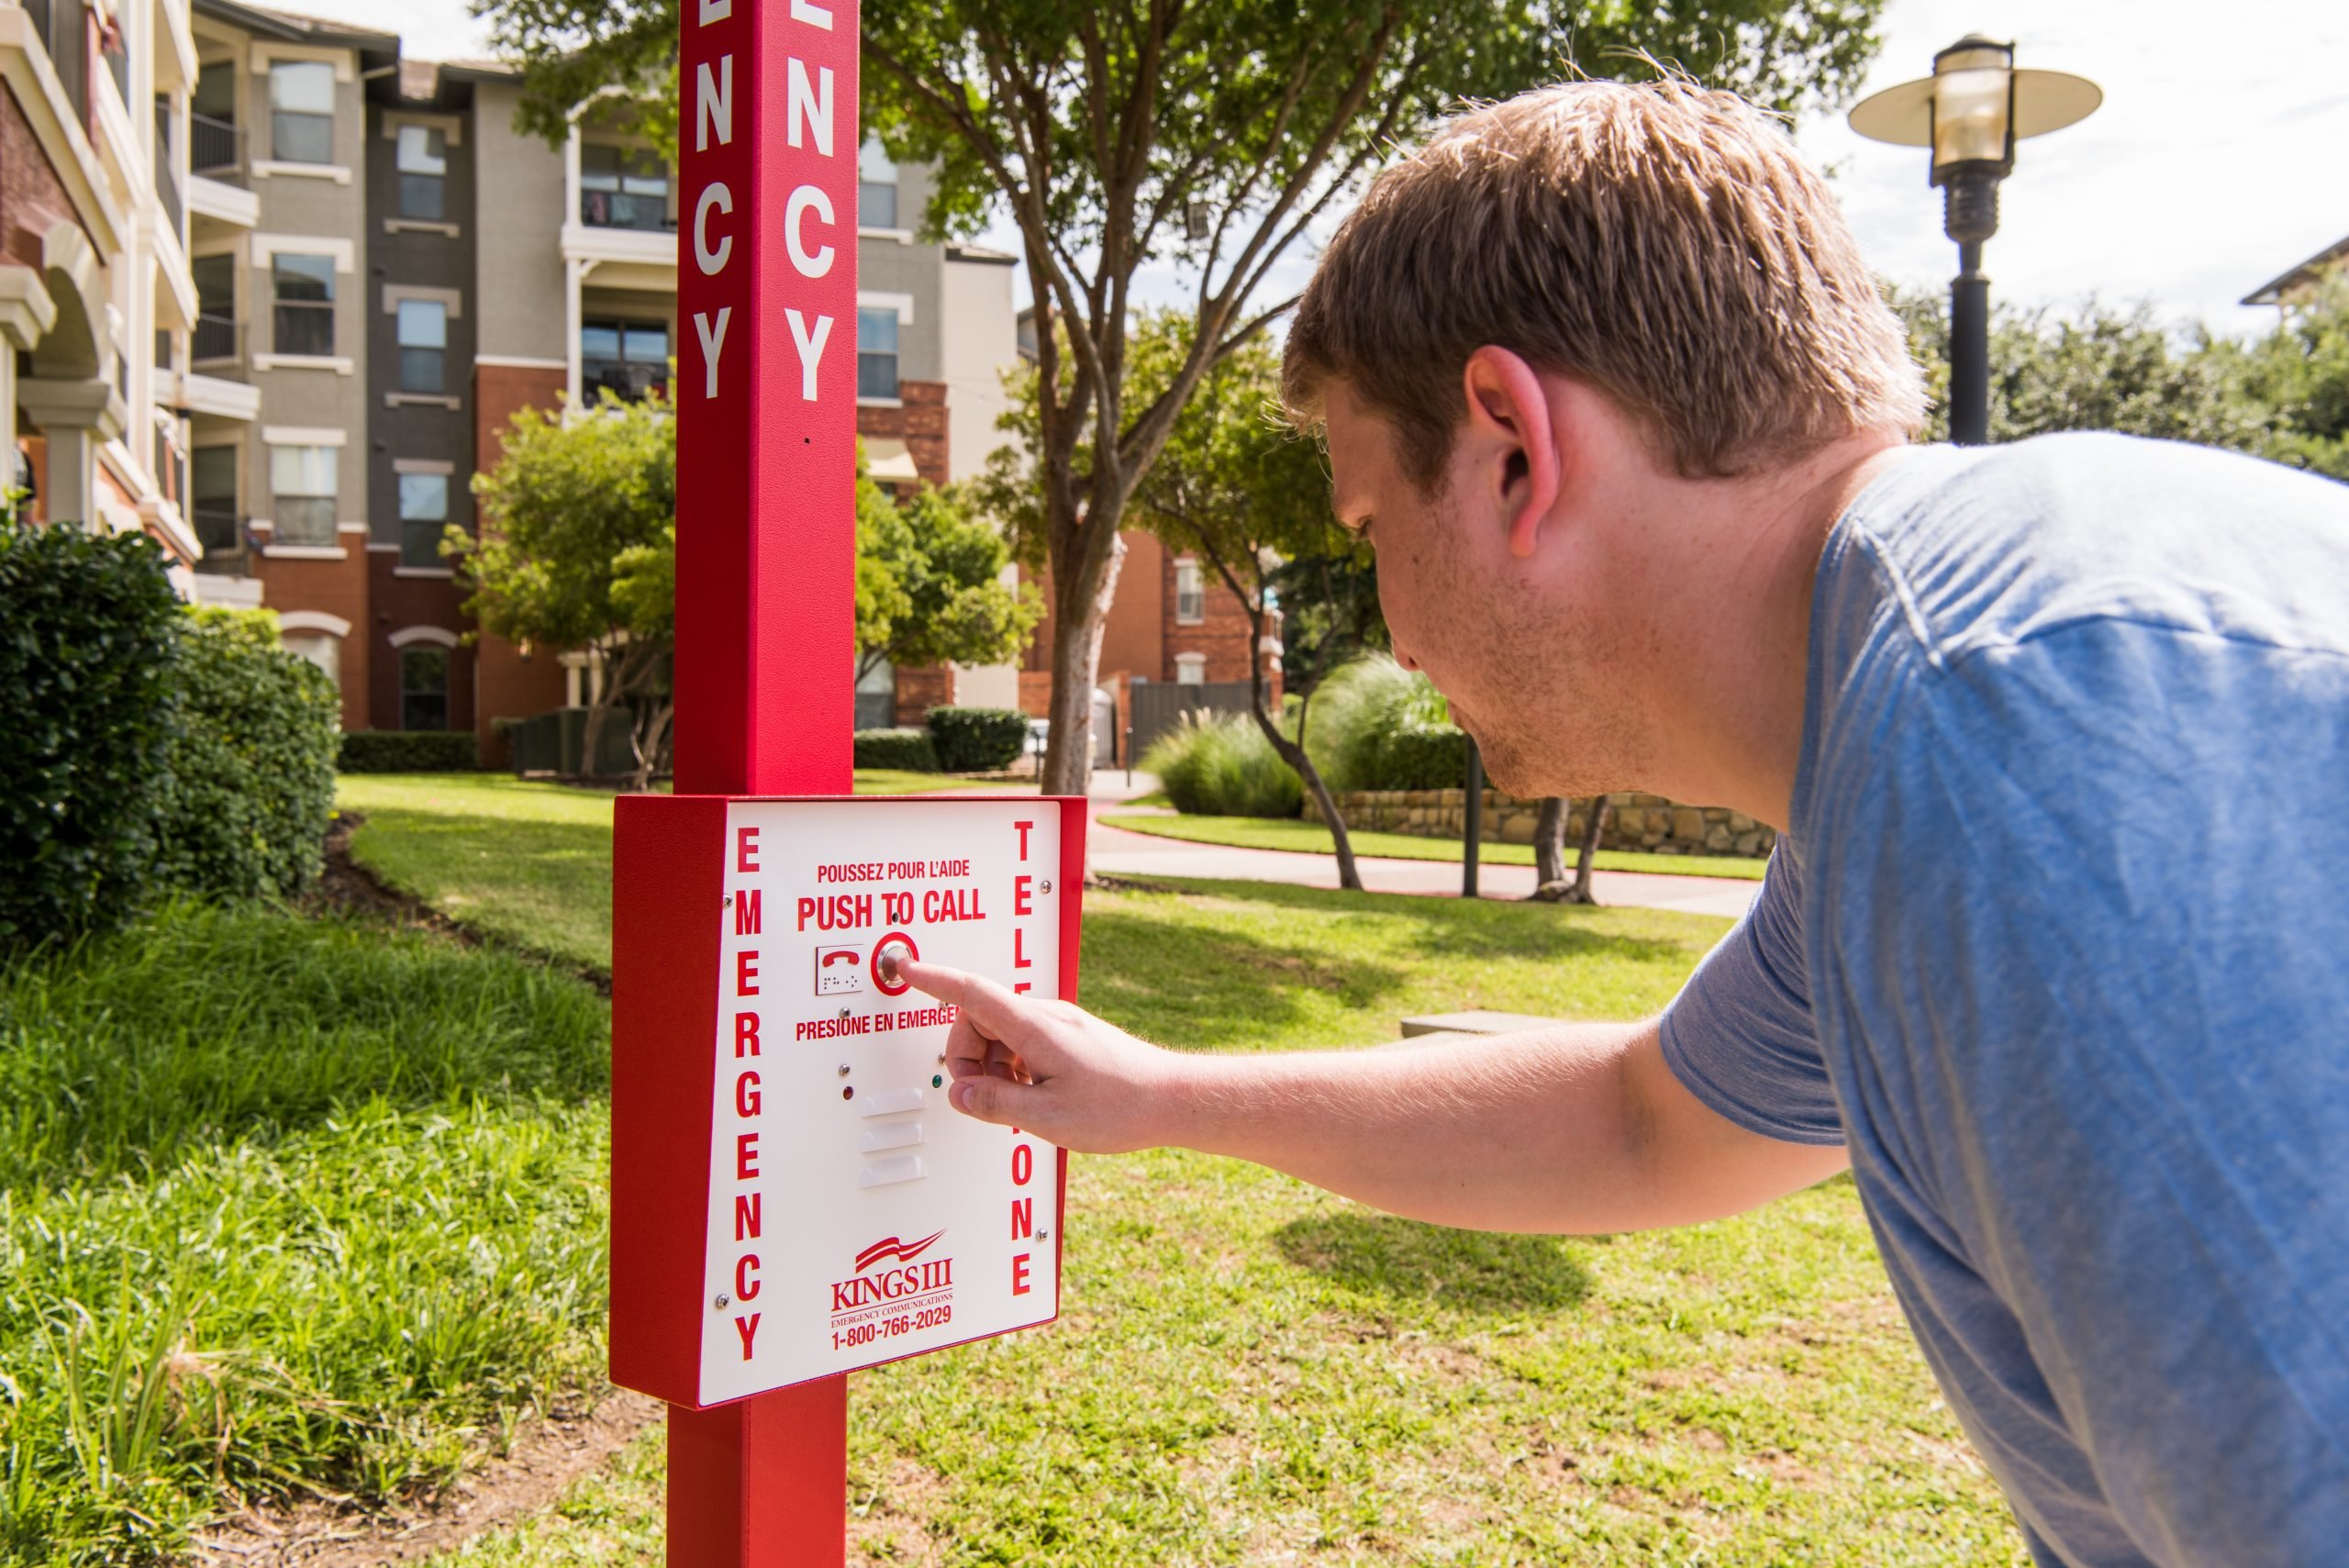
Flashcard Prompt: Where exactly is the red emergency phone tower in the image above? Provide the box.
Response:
[609,2,1081,1561]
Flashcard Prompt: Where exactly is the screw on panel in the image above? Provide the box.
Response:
[1040,880,1053,895]
[722,895,732,906]
[838,1063,852,1076]
[1036,1230,1050,1242]
[713,1294,730,1310]
[838,1007,852,1021]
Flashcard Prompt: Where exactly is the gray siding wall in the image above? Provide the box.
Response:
[471,81,567,361]
[366,101,478,556]
[859,157,943,383]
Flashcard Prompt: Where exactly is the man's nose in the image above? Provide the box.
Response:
[1391,642,1420,673]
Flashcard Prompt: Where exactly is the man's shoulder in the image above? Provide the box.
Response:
[1832,434,2349,672]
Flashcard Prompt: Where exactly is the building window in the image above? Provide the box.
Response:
[192,444,241,573]
[854,655,896,731]
[192,253,237,361]
[395,124,446,218]
[398,471,449,567]
[1175,652,1207,686]
[396,298,446,392]
[857,308,899,400]
[269,444,337,545]
[401,646,450,732]
[1174,558,1205,624]
[272,253,335,357]
[858,139,897,228]
[580,142,669,230]
[580,318,668,402]
[269,60,334,164]
[281,629,340,694]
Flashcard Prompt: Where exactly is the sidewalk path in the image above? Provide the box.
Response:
[1086,817,1759,920]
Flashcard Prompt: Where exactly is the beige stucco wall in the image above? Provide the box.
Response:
[939,252,1017,484]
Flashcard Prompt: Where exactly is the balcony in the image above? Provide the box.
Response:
[192,505,250,575]
[193,313,242,364]
[191,113,243,182]
[581,189,673,233]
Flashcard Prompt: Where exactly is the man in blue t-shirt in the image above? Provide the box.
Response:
[901,81,2348,1564]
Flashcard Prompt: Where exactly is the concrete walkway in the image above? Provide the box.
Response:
[1086,817,1760,919]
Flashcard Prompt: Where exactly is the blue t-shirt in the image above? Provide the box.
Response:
[1660,434,2349,1567]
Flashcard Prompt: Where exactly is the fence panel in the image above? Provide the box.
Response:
[1129,681,1257,761]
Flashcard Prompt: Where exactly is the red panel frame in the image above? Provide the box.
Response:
[610,794,1090,1410]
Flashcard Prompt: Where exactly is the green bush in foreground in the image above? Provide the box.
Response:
[0,902,610,1562]
[925,705,1029,773]
[852,726,940,772]
[155,608,340,902]
[340,730,480,773]
[1143,709,1303,818]
[0,515,181,945]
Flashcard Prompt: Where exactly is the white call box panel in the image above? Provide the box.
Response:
[698,798,1064,1404]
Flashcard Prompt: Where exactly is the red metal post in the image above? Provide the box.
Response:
[671,0,859,1559]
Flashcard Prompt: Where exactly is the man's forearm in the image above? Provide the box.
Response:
[1150,1022,1669,1234]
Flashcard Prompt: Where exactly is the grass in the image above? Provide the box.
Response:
[332,773,1029,972]
[1102,810,1771,882]
[0,777,2020,1564]
[0,903,610,1565]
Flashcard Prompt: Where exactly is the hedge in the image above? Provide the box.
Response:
[853,728,939,772]
[155,608,340,901]
[926,706,1028,773]
[0,515,181,943]
[1368,722,1470,792]
[339,731,480,773]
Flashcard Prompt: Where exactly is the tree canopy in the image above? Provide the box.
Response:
[853,451,1040,682]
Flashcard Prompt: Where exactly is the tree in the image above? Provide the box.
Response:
[479,0,1892,794]
[853,452,1041,685]
[1531,793,1609,905]
[2219,275,2349,483]
[458,390,679,790]
[1892,291,2268,451]
[1126,315,1368,887]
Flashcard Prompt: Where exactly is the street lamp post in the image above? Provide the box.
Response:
[1849,37,2102,446]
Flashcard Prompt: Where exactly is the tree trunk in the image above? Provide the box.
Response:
[1531,793,1610,905]
[1249,698,1360,892]
[577,641,619,784]
[1532,796,1568,887]
[1038,528,1126,797]
[1572,795,1612,904]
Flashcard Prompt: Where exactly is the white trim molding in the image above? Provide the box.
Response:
[251,353,356,375]
[264,545,348,561]
[250,161,353,185]
[277,610,351,638]
[473,354,567,370]
[857,290,916,324]
[250,234,358,273]
[388,625,462,650]
[262,425,348,447]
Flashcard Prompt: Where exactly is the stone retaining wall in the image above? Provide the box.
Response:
[1303,789,1776,859]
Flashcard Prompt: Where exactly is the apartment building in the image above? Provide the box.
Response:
[168,2,1027,762]
[3,0,203,582]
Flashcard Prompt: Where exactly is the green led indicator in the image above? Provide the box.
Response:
[931,1074,943,1088]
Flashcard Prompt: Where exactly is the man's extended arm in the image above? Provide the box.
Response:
[900,961,1847,1235]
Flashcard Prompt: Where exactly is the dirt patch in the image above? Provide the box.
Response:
[308,813,611,997]
[848,1456,953,1566]
[190,1391,663,1567]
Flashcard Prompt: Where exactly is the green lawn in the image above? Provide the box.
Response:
[0,903,609,1564]
[1,778,2020,1564]
[1102,810,1771,881]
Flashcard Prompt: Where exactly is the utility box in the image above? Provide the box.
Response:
[610,794,1085,1408]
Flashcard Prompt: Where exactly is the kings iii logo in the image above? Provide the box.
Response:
[831,1230,952,1312]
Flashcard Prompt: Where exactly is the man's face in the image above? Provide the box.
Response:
[1321,379,1650,798]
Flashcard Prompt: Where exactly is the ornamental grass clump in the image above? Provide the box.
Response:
[1142,710,1303,818]
[1303,654,1468,794]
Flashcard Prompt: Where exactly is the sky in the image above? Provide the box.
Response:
[299,0,2347,340]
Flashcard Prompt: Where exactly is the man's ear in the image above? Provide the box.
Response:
[1460,347,1559,560]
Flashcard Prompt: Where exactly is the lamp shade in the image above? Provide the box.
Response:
[1848,39,2101,166]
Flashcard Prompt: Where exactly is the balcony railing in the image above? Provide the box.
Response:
[193,314,241,363]
[584,361,667,403]
[191,113,245,183]
[580,189,674,232]
[193,505,248,574]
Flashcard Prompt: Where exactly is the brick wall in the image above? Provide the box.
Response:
[367,550,474,734]
[0,87,79,274]
[475,362,567,471]
[253,545,373,732]
[1162,547,1277,700]
[855,379,949,486]
[475,631,567,768]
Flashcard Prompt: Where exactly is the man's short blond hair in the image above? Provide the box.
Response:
[1283,79,1925,488]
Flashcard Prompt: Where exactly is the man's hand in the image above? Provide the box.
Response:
[897,960,1187,1153]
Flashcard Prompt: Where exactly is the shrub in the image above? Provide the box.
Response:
[853,727,939,772]
[155,608,341,901]
[926,706,1030,773]
[1304,654,1469,793]
[0,514,181,945]
[1142,710,1303,818]
[340,731,480,773]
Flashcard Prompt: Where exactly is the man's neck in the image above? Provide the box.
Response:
[1633,433,1909,832]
